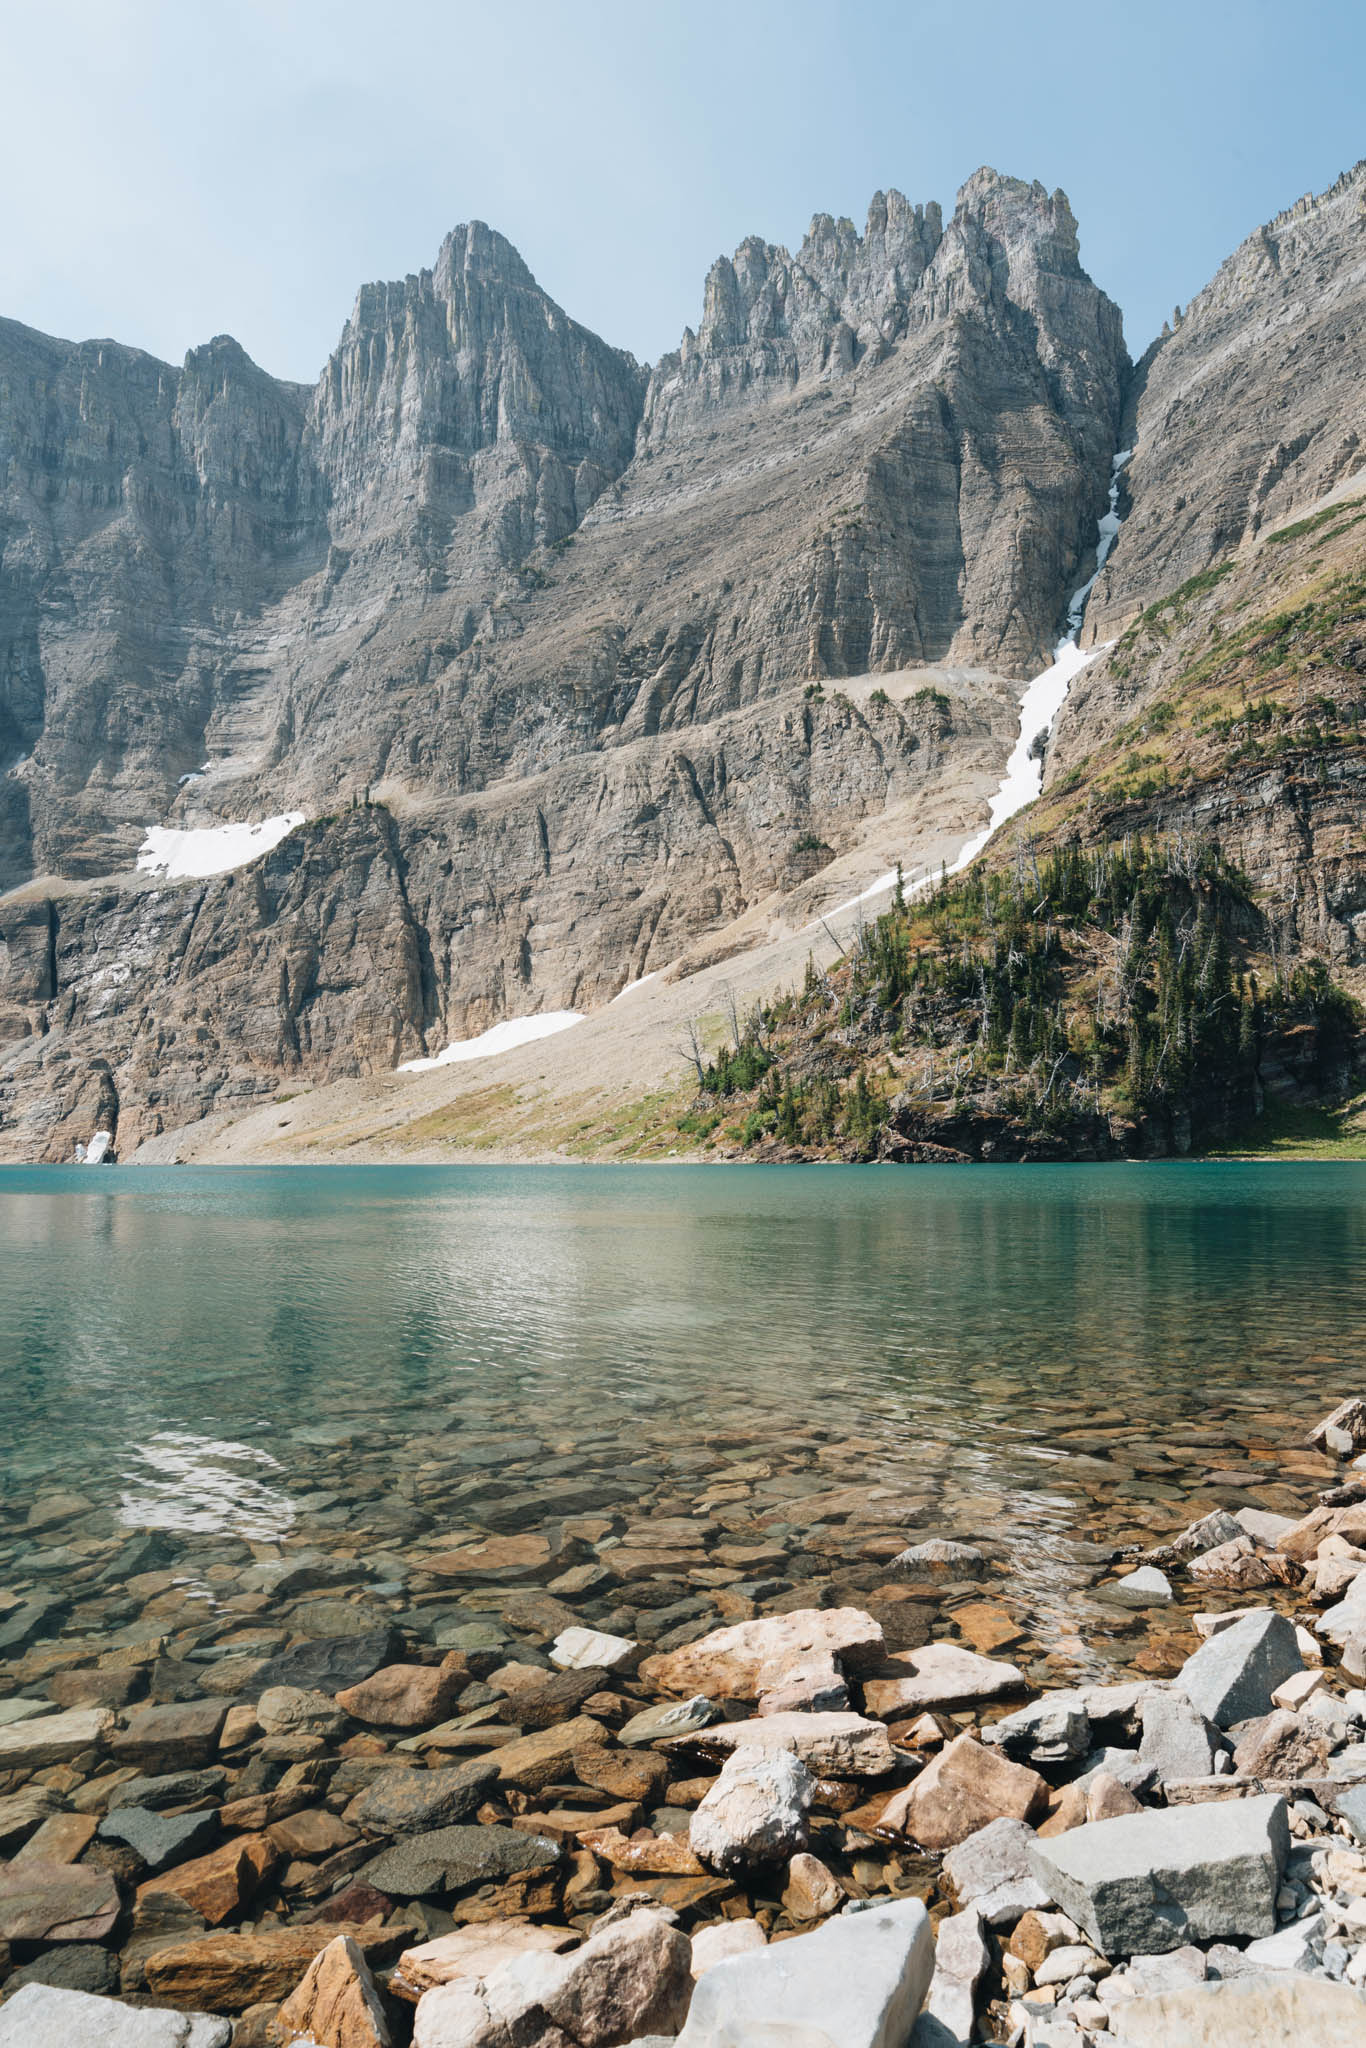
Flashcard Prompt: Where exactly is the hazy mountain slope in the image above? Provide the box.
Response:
[1085,160,1366,641]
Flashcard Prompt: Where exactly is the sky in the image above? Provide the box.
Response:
[4,0,1363,386]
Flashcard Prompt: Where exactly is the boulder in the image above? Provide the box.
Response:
[144,1925,404,2013]
[881,1734,1046,1852]
[256,1686,348,1739]
[690,1919,766,1976]
[347,1760,499,1836]
[335,1664,462,1730]
[889,1540,987,1582]
[141,1831,277,1925]
[254,1632,399,1695]
[1306,1396,1366,1454]
[271,1932,394,2047]
[98,1804,221,1873]
[941,1818,1053,1926]
[492,1715,607,1787]
[639,1609,883,1702]
[1174,1610,1301,1727]
[782,1852,844,1923]
[1113,1974,1366,2044]
[756,1649,849,1715]
[0,1706,112,1769]
[863,1644,1026,1718]
[111,1700,228,1771]
[695,1711,896,1778]
[674,1899,934,2048]
[689,1747,812,1873]
[1027,1792,1289,1956]
[392,1922,577,2001]
[551,1627,636,1672]
[0,1860,119,1943]
[1102,1568,1172,1608]
[1186,1536,1299,1591]
[412,1906,692,2047]
[361,1823,559,1898]
[619,1699,716,1747]
[1231,1707,1331,1779]
[909,1903,989,2048]
[1136,1692,1223,1786]
[0,1983,230,2046]
[988,1695,1091,1765]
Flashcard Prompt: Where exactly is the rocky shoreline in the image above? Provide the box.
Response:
[2,1404,1366,2045]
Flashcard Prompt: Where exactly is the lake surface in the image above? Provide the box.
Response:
[1,1163,1363,1687]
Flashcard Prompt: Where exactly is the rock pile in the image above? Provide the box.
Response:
[1,1403,1366,2043]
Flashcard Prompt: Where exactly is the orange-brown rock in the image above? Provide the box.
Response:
[425,1534,553,1580]
[573,1746,669,1804]
[878,1733,1046,1850]
[139,1830,277,1925]
[145,1923,405,2013]
[492,1716,607,1790]
[782,1851,844,1922]
[578,1826,706,1876]
[334,1664,462,1730]
[270,1932,393,2047]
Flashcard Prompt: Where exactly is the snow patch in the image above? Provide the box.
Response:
[137,812,305,880]
[612,972,660,1001]
[398,1009,585,1072]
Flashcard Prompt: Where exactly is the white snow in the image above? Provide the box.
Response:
[137,812,305,880]
[83,1130,113,1165]
[611,972,660,1000]
[398,1009,585,1072]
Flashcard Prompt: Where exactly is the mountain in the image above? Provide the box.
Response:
[1,161,1362,1164]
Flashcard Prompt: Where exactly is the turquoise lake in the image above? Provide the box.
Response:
[1,1162,1363,1684]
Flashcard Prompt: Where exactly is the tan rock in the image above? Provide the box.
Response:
[271,1932,394,2047]
[140,1830,277,1925]
[690,1917,767,1976]
[488,1715,607,1790]
[1009,1909,1084,1971]
[879,1733,1046,1851]
[0,1859,120,1941]
[697,1711,897,1778]
[12,1811,99,1864]
[782,1850,844,1922]
[578,1826,705,1875]
[638,1609,884,1702]
[145,1924,404,2013]
[1275,1508,1337,1561]
[863,1642,1027,1718]
[411,1906,692,2047]
[392,1921,578,2001]
[1232,1708,1331,1779]
[1086,1773,1144,1823]
[952,1602,1025,1655]
[425,1534,553,1580]
[256,1686,348,1739]
[1271,1669,1327,1712]
[755,1649,848,1715]
[573,1745,669,1803]
[335,1664,462,1730]
[0,1706,113,1769]
[1037,1782,1089,1837]
[268,1807,356,1860]
[1187,1536,1301,1591]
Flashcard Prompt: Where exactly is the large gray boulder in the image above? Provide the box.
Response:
[1136,1691,1223,1785]
[674,1900,934,2048]
[0,1984,230,2046]
[1173,1610,1301,1727]
[1027,1793,1288,1957]
[1112,1974,1366,2045]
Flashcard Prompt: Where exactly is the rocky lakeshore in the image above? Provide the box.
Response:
[2,1400,1366,2046]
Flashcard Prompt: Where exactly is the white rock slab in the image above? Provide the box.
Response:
[675,1899,934,2048]
[549,1626,635,1672]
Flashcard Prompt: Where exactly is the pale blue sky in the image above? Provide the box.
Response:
[5,0,1362,383]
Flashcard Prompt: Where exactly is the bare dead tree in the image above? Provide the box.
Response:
[677,1017,707,1086]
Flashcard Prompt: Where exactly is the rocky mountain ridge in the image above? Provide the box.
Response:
[2,160,1364,1160]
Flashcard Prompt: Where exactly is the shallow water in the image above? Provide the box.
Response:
[1,1163,1363,1685]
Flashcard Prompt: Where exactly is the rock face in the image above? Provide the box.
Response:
[1085,161,1366,642]
[0,170,1129,1158]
